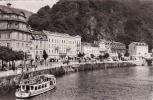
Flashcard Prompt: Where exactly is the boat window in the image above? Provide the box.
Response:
[31,86,34,90]
[38,85,41,89]
[35,86,37,90]
[45,84,47,87]
[42,84,44,88]
[50,81,53,85]
[26,85,30,91]
[22,85,25,90]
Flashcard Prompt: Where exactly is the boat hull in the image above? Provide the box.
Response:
[16,85,55,98]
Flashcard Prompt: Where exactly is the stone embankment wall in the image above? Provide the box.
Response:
[0,62,136,93]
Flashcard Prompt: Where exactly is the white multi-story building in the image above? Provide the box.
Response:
[43,31,81,60]
[129,42,149,58]
[30,31,48,61]
[0,3,32,53]
[81,42,100,58]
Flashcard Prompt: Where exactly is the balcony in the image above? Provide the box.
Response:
[66,47,71,51]
[0,27,31,33]
[0,17,26,23]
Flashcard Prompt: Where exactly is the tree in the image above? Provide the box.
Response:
[77,52,83,58]
[124,51,130,57]
[99,55,103,60]
[90,54,94,58]
[103,53,109,59]
[82,53,85,58]
[43,50,48,65]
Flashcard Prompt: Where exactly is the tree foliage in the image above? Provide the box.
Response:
[77,52,85,58]
[103,53,109,59]
[43,50,48,61]
[0,46,24,71]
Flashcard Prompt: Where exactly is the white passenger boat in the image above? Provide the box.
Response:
[15,74,56,98]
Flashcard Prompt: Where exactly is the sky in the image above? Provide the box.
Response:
[0,0,59,13]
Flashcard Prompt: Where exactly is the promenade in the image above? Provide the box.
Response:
[0,61,84,78]
[0,60,139,78]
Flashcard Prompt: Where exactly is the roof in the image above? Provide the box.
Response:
[0,5,33,21]
[31,31,47,40]
[131,42,148,46]
[105,41,125,46]
[43,30,81,38]
[81,42,99,47]
[32,31,46,35]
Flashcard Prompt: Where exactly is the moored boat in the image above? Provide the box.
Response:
[15,74,56,98]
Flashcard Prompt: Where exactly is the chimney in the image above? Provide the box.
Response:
[7,3,12,7]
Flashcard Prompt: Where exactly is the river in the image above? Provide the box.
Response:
[0,66,153,100]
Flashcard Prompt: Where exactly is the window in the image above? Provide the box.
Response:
[17,32,20,39]
[38,85,41,89]
[0,34,1,38]
[31,86,34,90]
[42,84,44,88]
[22,85,25,90]
[7,43,10,48]
[35,86,37,90]
[6,33,10,39]
[36,45,38,49]
[26,34,28,41]
[22,34,24,40]
[26,44,28,48]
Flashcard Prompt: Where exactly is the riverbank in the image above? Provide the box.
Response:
[0,61,137,93]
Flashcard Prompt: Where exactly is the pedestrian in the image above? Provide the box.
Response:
[27,67,29,72]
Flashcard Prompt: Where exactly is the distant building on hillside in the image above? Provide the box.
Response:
[81,42,100,58]
[129,42,149,59]
[0,3,32,53]
[30,31,48,61]
[43,30,81,60]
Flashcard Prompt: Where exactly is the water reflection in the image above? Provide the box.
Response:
[0,66,153,100]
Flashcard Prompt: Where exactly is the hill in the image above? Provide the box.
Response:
[28,0,153,50]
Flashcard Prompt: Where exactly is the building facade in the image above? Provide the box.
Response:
[0,4,32,53]
[30,31,48,61]
[81,42,100,58]
[129,42,149,58]
[43,31,81,60]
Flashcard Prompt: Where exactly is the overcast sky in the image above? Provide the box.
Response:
[0,0,59,13]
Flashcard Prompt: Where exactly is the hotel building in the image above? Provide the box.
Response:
[0,3,32,52]
[129,42,148,58]
[104,40,126,59]
[30,31,48,61]
[81,42,100,58]
[43,31,81,60]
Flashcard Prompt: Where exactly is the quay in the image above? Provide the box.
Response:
[0,61,136,92]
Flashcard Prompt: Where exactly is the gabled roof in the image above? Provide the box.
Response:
[31,31,47,40]
[0,5,33,21]
[81,42,99,47]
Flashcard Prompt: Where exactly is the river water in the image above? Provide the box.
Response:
[0,66,153,100]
